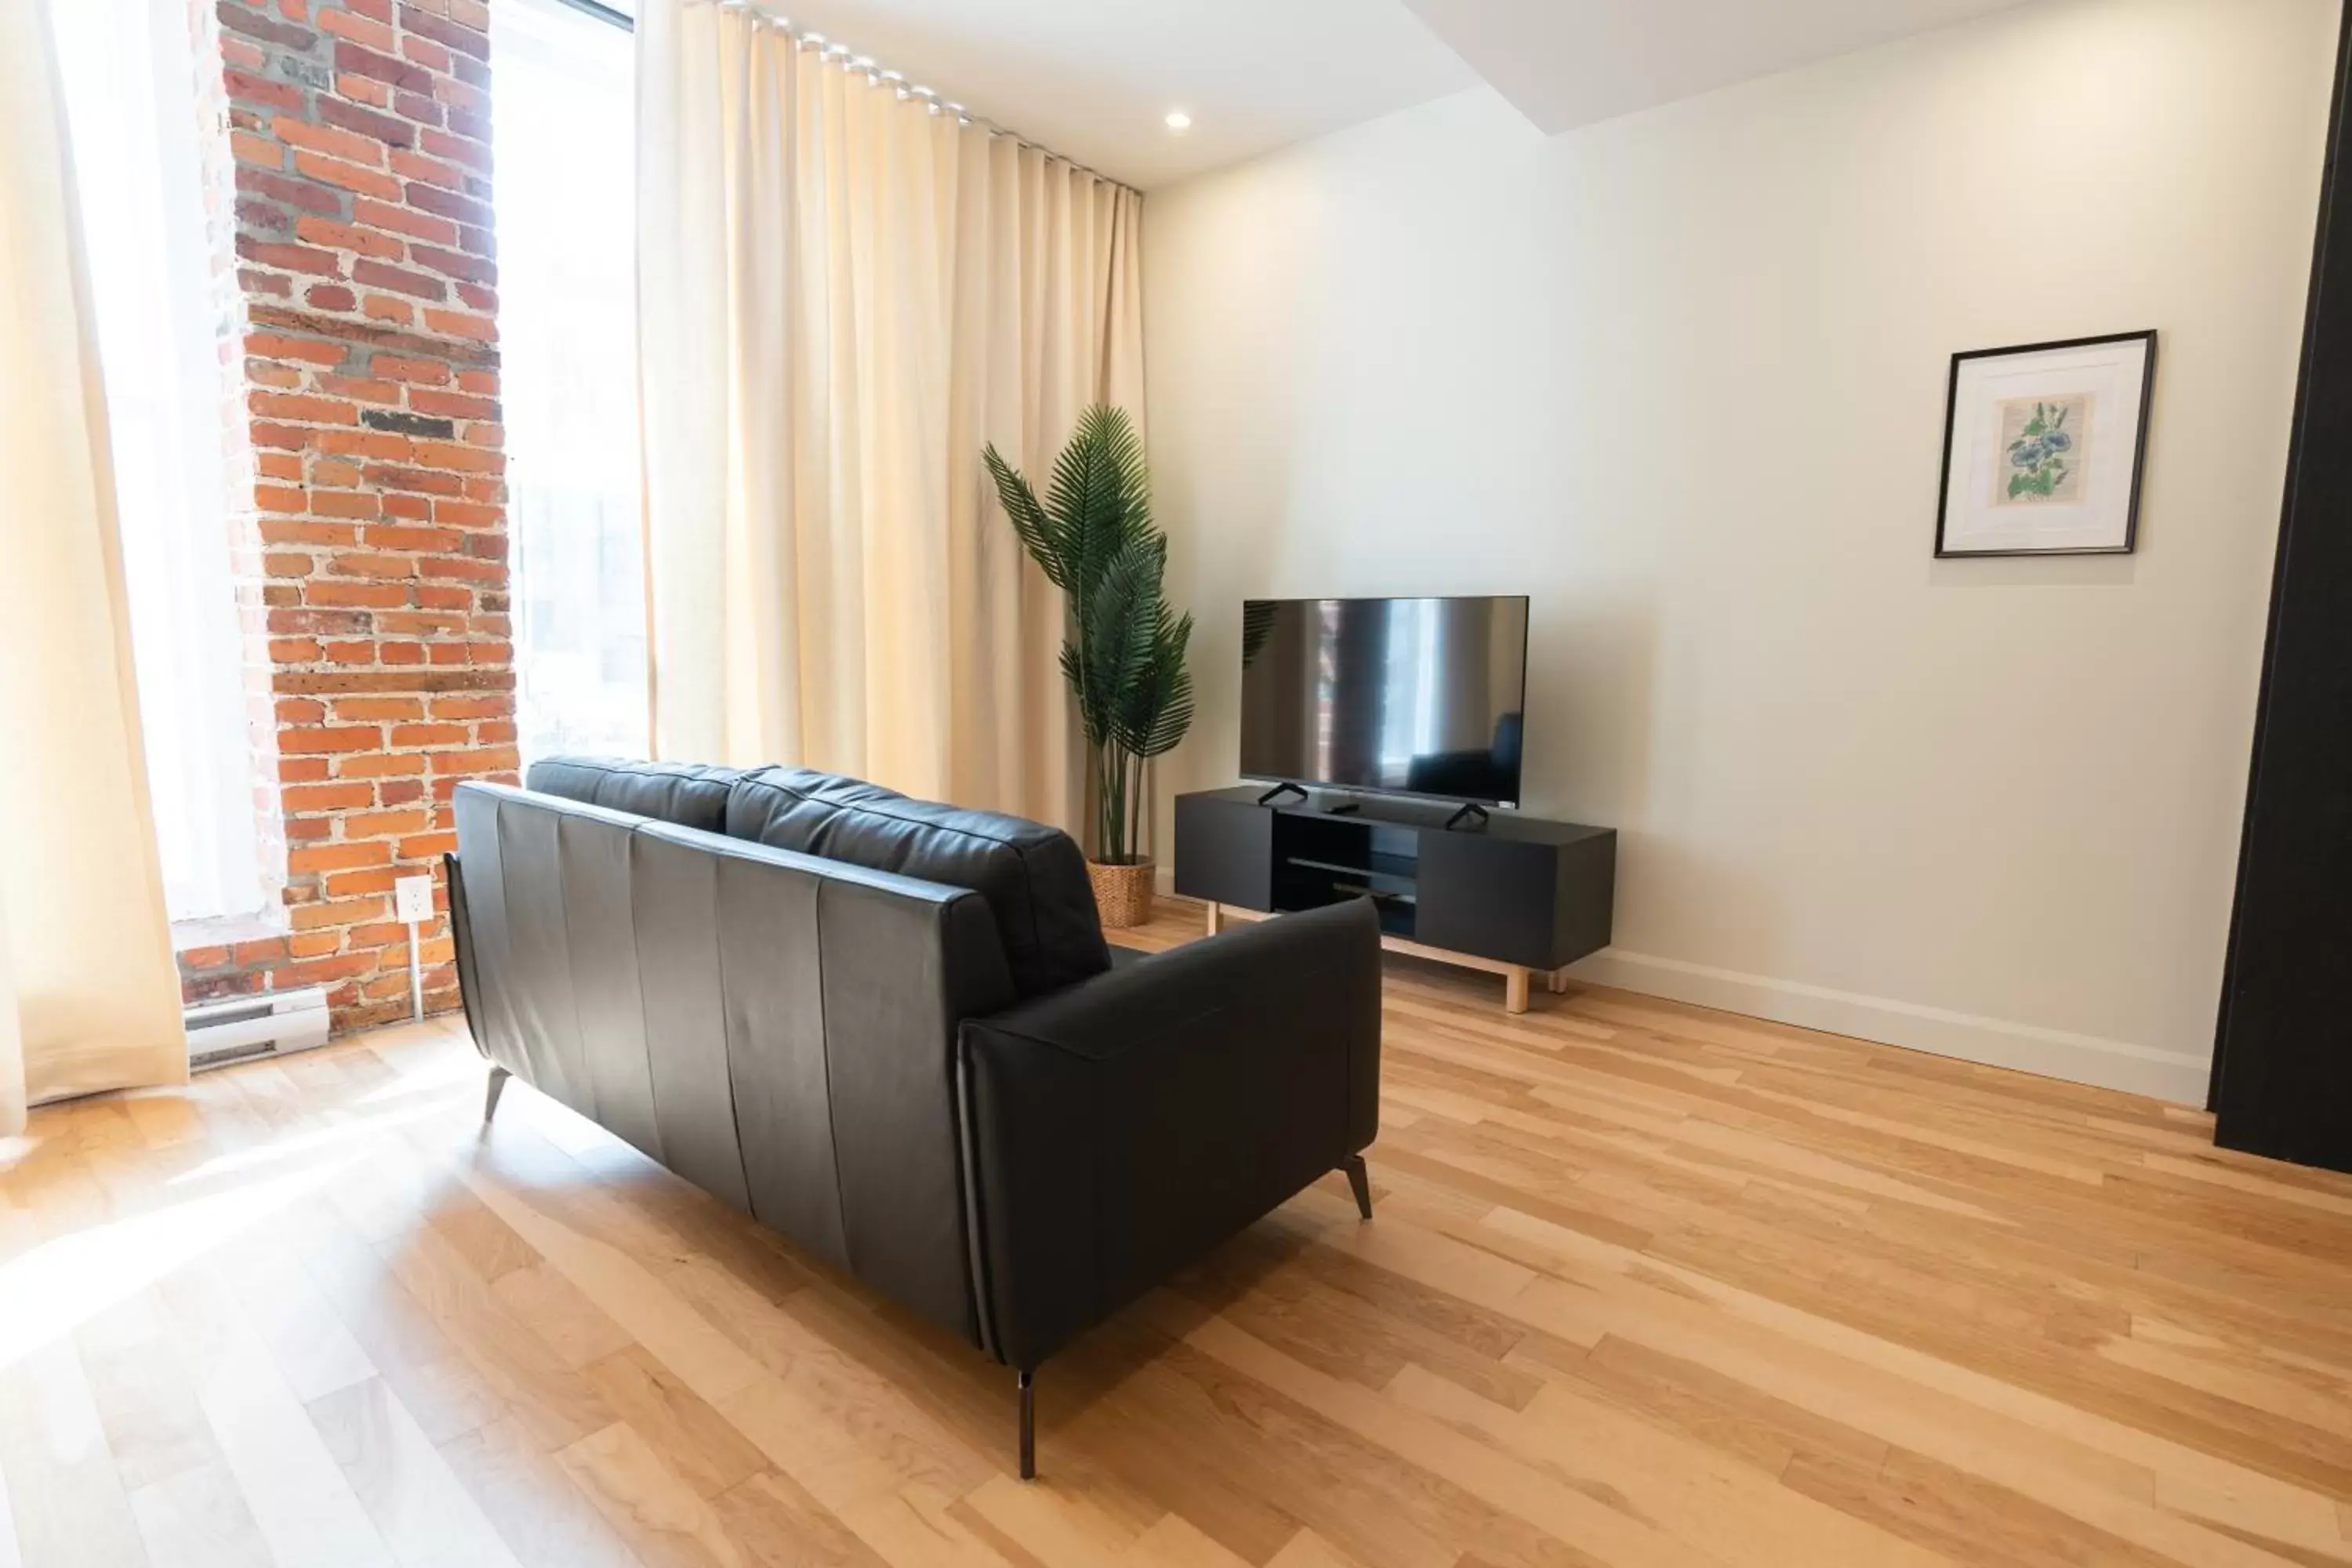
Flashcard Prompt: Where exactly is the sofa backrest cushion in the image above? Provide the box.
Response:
[726,767,1109,1000]
[528,756,746,834]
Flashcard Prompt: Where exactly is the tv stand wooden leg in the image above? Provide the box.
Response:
[1205,901,1223,935]
[1504,967,1530,1014]
[1548,967,1568,994]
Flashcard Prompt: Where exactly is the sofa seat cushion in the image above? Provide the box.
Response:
[528,756,748,834]
[727,767,1109,1000]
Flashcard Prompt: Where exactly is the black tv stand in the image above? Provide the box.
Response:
[1443,801,1490,833]
[1174,787,1615,1014]
[1255,780,1310,808]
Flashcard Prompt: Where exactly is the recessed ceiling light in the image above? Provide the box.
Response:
[1164,111,1192,132]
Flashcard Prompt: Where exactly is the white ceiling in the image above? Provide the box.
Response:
[757,0,2038,189]
[757,0,1477,190]
[1401,0,2034,134]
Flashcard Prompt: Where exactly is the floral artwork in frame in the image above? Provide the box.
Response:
[1936,331,2156,557]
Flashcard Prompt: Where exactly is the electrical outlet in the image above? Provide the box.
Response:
[394,874,435,925]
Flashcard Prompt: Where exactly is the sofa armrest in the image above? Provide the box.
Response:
[956,898,1382,1369]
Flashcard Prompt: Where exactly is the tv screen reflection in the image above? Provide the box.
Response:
[1239,596,1528,807]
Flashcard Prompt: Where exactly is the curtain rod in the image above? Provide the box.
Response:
[705,0,1139,196]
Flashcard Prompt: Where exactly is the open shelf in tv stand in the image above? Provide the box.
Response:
[1172,786,1617,1015]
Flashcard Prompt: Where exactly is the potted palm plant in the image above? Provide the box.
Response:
[985,405,1193,927]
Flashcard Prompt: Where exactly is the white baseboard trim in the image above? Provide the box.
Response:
[1565,948,2212,1105]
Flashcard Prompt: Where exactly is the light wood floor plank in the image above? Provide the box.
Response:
[78,1294,231,1496]
[122,1461,274,1568]
[705,1468,887,1568]
[307,1374,524,1566]
[554,1420,747,1568]
[0,1340,148,1568]
[157,1258,400,1567]
[1263,1530,1373,1568]
[437,1410,646,1568]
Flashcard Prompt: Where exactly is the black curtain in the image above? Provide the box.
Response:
[2210,0,2352,1174]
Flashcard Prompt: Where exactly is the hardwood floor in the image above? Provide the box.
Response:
[5,898,2350,1567]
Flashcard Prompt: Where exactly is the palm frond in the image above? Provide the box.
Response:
[1047,407,1152,604]
[1137,612,1195,758]
[1086,540,1160,724]
[983,445,1069,588]
[1057,640,1107,747]
[1112,607,1192,761]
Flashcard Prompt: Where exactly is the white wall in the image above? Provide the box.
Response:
[1143,0,2338,1102]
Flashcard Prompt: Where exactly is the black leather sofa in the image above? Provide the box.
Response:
[446,757,1382,1477]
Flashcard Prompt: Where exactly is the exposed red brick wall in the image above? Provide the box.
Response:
[179,0,514,1031]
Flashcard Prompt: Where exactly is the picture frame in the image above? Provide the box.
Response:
[1934,329,2158,558]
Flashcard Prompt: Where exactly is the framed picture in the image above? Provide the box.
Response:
[1935,329,2157,557]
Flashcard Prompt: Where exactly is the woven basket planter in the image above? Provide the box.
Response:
[1087,858,1156,929]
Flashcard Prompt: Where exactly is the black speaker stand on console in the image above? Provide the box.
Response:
[1174,786,1616,1014]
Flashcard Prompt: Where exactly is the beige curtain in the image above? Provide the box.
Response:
[637,2,1145,829]
[0,0,187,1134]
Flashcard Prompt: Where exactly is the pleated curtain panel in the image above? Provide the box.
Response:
[637,0,1147,831]
[0,0,189,1135]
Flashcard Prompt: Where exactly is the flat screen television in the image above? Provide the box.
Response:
[1239,596,1530,808]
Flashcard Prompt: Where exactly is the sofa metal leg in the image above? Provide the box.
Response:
[1341,1154,1373,1221]
[1017,1369,1036,1480]
[484,1065,510,1123]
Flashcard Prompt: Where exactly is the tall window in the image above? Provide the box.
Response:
[494,0,651,764]
[53,0,266,923]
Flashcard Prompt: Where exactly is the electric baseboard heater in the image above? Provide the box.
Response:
[183,985,332,1073]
